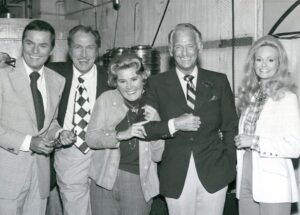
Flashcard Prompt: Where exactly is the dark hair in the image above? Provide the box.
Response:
[67,25,101,48]
[22,20,56,49]
[108,52,150,88]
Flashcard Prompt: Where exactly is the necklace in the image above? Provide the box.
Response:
[124,99,140,114]
[126,113,138,150]
[255,89,268,102]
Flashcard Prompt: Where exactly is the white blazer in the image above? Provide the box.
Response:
[236,92,300,203]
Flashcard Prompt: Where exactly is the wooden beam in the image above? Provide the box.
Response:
[154,36,253,53]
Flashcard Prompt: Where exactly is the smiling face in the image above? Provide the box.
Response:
[22,30,53,71]
[69,31,98,74]
[171,29,201,75]
[116,67,144,102]
[254,45,279,83]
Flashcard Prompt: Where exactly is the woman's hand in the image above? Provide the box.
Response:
[116,121,147,140]
[143,105,160,121]
[235,134,257,149]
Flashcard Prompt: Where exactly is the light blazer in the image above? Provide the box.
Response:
[0,58,65,199]
[86,89,165,202]
[236,92,300,203]
[144,67,238,198]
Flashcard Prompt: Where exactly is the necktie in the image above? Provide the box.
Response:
[30,72,45,131]
[184,75,196,110]
[72,76,91,154]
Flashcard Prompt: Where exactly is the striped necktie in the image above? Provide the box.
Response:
[184,75,196,110]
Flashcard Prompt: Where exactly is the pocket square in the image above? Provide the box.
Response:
[209,95,218,101]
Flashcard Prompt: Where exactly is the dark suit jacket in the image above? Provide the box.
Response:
[144,66,238,198]
[46,61,109,188]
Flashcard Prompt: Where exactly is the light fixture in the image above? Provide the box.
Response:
[113,0,120,10]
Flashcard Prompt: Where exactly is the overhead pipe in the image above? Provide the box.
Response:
[65,0,111,16]
[268,0,300,35]
[25,0,31,18]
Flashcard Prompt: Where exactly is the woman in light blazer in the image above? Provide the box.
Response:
[86,53,164,215]
[235,35,300,215]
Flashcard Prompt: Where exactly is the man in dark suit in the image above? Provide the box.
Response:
[0,20,74,215]
[47,25,109,215]
[144,23,238,215]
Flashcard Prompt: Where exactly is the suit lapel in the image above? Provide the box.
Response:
[42,68,61,133]
[96,65,105,98]
[194,68,212,113]
[8,59,36,125]
[165,70,190,113]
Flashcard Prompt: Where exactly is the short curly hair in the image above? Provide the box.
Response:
[107,52,150,88]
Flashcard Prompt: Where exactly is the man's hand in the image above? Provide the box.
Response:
[174,113,201,131]
[30,136,54,155]
[59,130,76,146]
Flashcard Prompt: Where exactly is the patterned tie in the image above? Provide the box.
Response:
[184,75,196,110]
[72,76,91,154]
[30,72,45,131]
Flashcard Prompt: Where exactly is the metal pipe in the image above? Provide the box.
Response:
[268,0,300,35]
[65,0,111,16]
[151,0,170,47]
[25,0,31,18]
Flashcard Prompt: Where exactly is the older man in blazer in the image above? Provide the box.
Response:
[47,25,109,215]
[144,23,238,215]
[0,20,74,215]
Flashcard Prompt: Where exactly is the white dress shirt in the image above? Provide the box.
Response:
[168,67,198,135]
[20,58,48,151]
[63,64,97,133]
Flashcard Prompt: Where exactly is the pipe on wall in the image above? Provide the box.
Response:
[65,0,112,16]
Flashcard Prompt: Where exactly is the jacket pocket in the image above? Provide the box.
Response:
[260,158,288,177]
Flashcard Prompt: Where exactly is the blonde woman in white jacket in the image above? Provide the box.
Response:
[235,35,300,215]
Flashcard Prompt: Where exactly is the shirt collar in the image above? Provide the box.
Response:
[176,66,198,82]
[73,64,96,81]
[22,58,45,79]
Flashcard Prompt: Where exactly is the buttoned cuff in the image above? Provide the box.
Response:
[20,135,32,151]
[250,136,260,152]
[55,129,64,139]
[168,119,177,136]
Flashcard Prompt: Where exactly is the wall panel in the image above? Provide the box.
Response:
[64,0,262,93]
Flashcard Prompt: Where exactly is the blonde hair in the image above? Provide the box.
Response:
[237,35,296,113]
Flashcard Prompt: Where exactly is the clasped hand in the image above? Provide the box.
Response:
[116,105,161,140]
[174,113,201,131]
[30,130,76,155]
[234,134,255,149]
[117,121,147,140]
[142,105,160,121]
